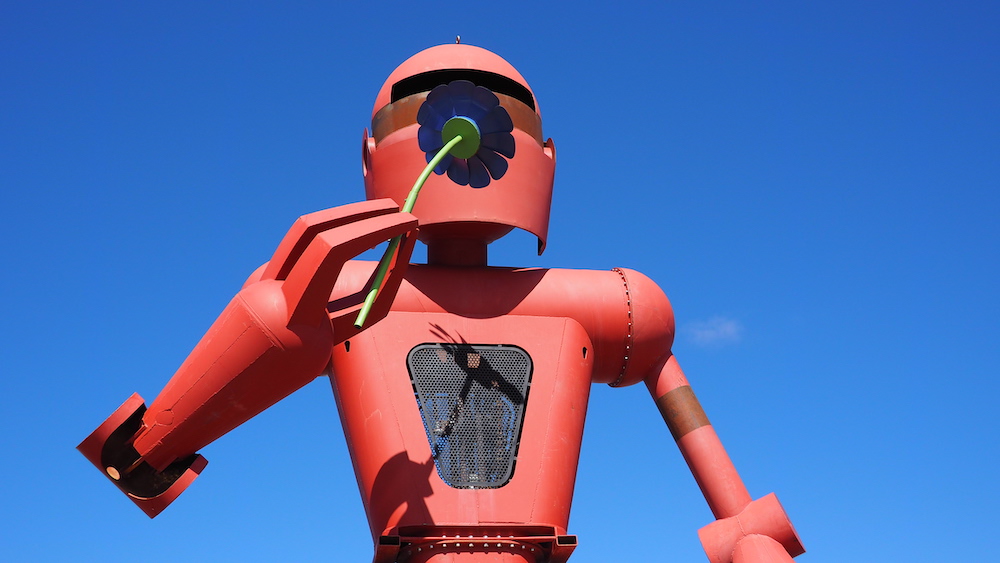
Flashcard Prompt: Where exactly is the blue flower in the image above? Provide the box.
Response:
[416,80,516,188]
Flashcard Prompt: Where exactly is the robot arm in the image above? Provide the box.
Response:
[644,356,804,562]
[613,268,803,562]
[78,199,417,517]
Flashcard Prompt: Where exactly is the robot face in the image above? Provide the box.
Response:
[363,44,556,254]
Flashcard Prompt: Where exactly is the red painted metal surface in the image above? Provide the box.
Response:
[699,494,804,563]
[731,535,798,563]
[78,43,803,562]
[77,393,207,518]
[365,44,556,255]
[331,312,592,536]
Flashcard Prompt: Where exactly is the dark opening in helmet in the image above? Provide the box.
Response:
[390,69,536,111]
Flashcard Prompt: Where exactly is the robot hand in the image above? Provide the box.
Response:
[78,199,417,517]
[645,356,804,561]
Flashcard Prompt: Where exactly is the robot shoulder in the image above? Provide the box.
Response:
[612,267,676,388]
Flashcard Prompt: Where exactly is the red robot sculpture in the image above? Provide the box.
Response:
[80,44,804,563]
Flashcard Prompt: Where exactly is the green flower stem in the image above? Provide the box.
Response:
[353,134,464,329]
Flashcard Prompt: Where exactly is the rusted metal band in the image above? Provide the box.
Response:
[655,385,710,441]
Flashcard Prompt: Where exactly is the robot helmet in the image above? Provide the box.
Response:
[363,44,556,256]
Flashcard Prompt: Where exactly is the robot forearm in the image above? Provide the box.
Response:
[78,200,417,517]
[645,354,751,518]
[133,279,340,471]
[645,355,804,562]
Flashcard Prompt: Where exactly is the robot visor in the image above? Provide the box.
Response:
[372,70,542,146]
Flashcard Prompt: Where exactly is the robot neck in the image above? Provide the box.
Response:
[426,238,488,267]
[419,222,512,267]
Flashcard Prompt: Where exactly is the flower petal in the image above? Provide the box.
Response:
[426,85,459,121]
[436,153,453,175]
[453,97,488,121]
[477,148,509,180]
[481,132,515,158]
[418,125,444,153]
[478,106,514,134]
[447,158,470,185]
[417,101,448,131]
[429,97,457,125]
[449,81,487,120]
[467,155,491,188]
[448,80,476,100]
[416,80,517,188]
[471,86,500,112]
[453,100,488,123]
[425,83,449,106]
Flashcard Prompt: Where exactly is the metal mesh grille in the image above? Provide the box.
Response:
[407,343,532,488]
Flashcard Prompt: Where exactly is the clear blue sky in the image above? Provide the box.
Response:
[2,2,997,561]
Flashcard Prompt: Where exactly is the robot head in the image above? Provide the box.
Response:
[363,44,556,256]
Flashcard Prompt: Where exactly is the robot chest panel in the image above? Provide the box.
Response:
[329,312,595,528]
